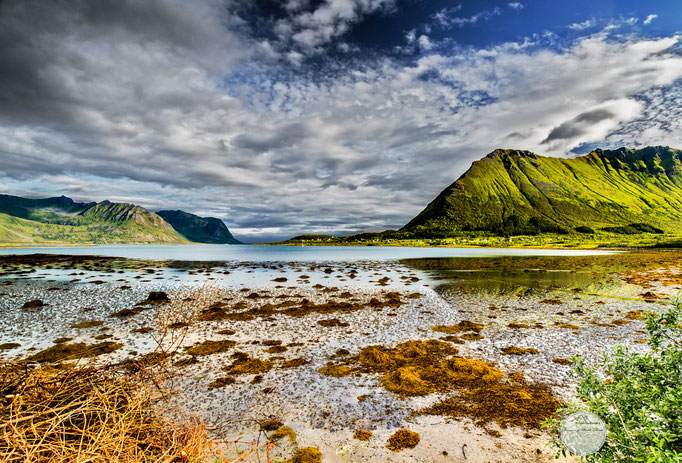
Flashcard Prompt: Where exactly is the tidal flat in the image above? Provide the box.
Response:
[1,250,679,462]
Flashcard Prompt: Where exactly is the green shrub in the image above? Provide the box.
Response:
[546,300,682,462]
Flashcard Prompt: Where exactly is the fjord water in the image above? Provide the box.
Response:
[0,244,616,261]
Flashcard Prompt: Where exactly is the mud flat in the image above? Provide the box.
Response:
[1,252,678,462]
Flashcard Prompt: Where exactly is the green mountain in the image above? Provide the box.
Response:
[0,194,94,224]
[402,146,682,237]
[0,195,240,245]
[157,210,241,244]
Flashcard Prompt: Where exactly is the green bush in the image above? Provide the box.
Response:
[547,300,682,462]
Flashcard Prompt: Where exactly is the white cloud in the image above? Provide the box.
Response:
[508,3,524,10]
[274,0,395,52]
[644,14,658,25]
[434,5,462,27]
[444,8,502,27]
[418,35,433,50]
[568,19,595,30]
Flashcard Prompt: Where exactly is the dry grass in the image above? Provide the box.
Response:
[0,285,225,463]
[0,362,209,463]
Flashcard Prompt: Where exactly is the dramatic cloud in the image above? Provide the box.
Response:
[273,0,394,52]
[541,101,642,148]
[0,0,681,241]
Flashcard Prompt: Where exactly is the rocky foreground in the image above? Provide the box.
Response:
[1,252,677,462]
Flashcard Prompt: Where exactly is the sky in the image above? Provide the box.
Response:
[1,0,682,242]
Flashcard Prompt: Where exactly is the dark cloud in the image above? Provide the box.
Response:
[542,109,616,143]
[234,122,308,153]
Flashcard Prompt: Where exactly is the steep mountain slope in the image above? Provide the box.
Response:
[0,194,94,224]
[157,210,241,244]
[72,201,188,243]
[402,146,682,237]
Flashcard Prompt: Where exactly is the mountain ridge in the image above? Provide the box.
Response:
[402,146,682,237]
[0,194,240,245]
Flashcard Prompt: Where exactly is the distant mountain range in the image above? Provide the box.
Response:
[402,146,682,237]
[0,194,241,245]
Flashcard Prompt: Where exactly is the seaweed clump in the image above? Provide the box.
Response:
[318,363,352,377]
[208,376,236,389]
[501,347,539,355]
[431,320,483,334]
[320,339,561,431]
[386,429,420,451]
[185,339,236,356]
[26,342,123,364]
[281,357,308,368]
[353,430,373,441]
[420,379,560,430]
[288,447,321,463]
[224,356,273,375]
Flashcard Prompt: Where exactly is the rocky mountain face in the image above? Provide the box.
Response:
[157,210,241,244]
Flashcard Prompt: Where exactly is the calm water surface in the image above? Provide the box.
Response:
[0,244,616,262]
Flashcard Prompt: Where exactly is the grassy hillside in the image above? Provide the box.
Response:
[0,210,189,246]
[403,146,682,237]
